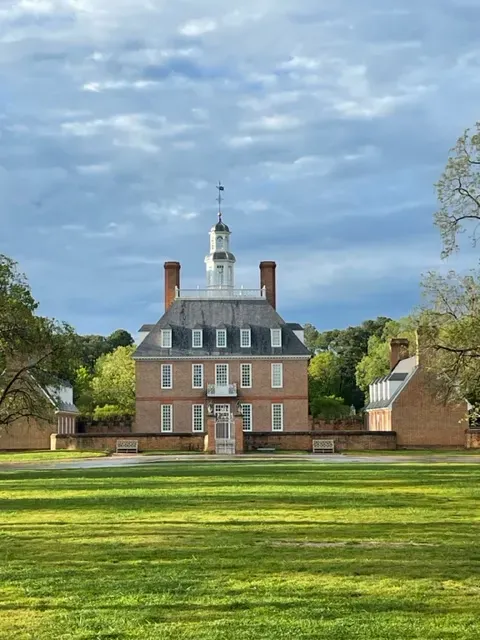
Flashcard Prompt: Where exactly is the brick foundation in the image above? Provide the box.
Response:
[465,430,480,449]
[309,416,366,431]
[52,430,397,452]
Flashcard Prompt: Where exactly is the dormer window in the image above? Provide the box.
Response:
[271,328,282,348]
[240,328,251,348]
[192,329,203,348]
[161,329,172,349]
[216,329,227,348]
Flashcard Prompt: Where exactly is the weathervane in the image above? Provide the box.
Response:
[216,180,224,221]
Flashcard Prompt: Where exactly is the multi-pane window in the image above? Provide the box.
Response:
[215,363,228,386]
[241,363,252,388]
[241,404,253,431]
[271,363,283,388]
[161,404,173,432]
[161,364,172,389]
[272,403,284,431]
[216,329,227,348]
[240,328,251,348]
[192,364,204,389]
[192,404,204,432]
[161,329,172,348]
[192,329,203,348]
[271,328,282,348]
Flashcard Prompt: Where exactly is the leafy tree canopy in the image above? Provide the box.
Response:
[0,255,79,427]
[91,345,135,416]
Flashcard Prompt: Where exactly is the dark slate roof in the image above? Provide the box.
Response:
[133,299,311,358]
[286,322,303,331]
[365,363,416,410]
[213,221,230,232]
[212,251,236,261]
[139,324,155,332]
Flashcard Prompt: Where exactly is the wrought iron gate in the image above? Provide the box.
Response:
[215,410,235,454]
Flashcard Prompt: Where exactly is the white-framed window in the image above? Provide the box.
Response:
[192,329,203,348]
[192,364,204,389]
[271,363,283,389]
[271,328,282,348]
[215,363,229,386]
[161,364,172,389]
[161,329,172,348]
[241,363,252,388]
[217,236,224,250]
[241,404,252,432]
[272,403,284,432]
[161,404,173,432]
[192,404,204,432]
[240,328,251,348]
[216,329,227,348]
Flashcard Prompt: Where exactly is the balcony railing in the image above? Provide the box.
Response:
[207,383,238,397]
[176,287,266,300]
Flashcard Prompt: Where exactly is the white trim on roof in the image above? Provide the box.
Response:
[133,354,311,361]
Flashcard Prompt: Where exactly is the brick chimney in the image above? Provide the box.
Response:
[390,338,409,370]
[164,261,180,310]
[260,261,276,309]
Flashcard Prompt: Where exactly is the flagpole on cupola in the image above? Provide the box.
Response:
[216,180,224,222]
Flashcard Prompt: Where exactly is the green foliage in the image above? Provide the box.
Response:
[422,123,480,410]
[420,270,480,405]
[310,394,351,419]
[91,345,135,415]
[306,317,391,408]
[0,255,79,427]
[78,329,134,373]
[435,123,480,257]
[93,404,133,420]
[73,366,95,415]
[2,463,480,639]
[355,317,417,394]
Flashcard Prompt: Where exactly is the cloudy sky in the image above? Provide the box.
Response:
[2,0,480,336]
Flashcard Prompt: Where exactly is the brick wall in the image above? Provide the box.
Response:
[53,433,205,452]
[309,416,365,431]
[0,418,57,450]
[367,409,392,432]
[53,430,397,452]
[391,368,468,447]
[135,358,309,433]
[78,417,133,435]
[245,431,396,451]
[465,430,480,449]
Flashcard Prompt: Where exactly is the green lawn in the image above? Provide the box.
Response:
[0,450,106,463]
[1,463,480,639]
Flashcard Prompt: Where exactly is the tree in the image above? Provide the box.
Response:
[435,123,480,257]
[106,329,134,351]
[78,329,134,373]
[0,255,79,427]
[309,317,391,408]
[91,345,135,416]
[355,317,417,396]
[420,124,480,412]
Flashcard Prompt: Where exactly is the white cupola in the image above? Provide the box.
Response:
[205,183,236,289]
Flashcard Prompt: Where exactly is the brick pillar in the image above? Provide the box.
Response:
[390,338,409,370]
[234,414,244,454]
[164,261,181,311]
[260,261,276,309]
[205,416,216,453]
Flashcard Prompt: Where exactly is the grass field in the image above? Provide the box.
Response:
[0,450,106,463]
[1,462,480,639]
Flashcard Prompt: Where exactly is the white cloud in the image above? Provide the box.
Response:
[143,202,199,222]
[76,163,111,174]
[179,18,217,36]
[240,114,301,131]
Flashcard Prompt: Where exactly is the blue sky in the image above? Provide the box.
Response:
[2,0,480,337]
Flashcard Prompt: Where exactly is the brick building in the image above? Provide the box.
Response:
[365,338,468,447]
[1,382,78,450]
[133,207,310,452]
